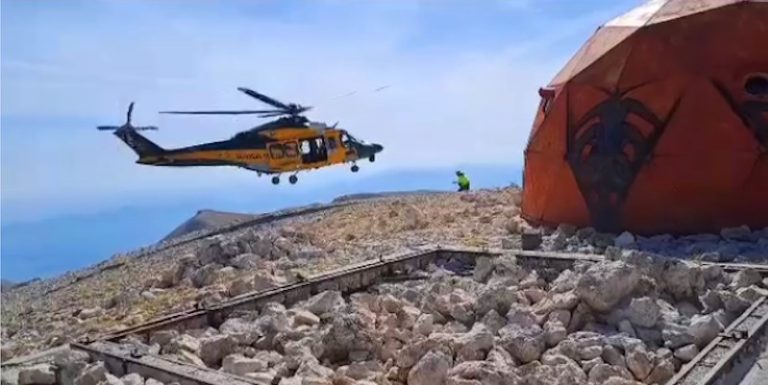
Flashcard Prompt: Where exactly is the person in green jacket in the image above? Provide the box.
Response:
[454,170,470,191]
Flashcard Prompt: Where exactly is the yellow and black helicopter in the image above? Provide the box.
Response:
[98,87,383,185]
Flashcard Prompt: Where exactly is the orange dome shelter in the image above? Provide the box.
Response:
[522,0,768,234]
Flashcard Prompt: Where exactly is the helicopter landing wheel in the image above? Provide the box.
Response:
[271,176,280,185]
[289,175,298,184]
[351,164,360,173]
[369,155,376,162]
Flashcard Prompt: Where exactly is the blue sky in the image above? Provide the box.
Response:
[1,0,641,279]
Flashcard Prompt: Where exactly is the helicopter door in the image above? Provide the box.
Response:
[299,137,328,164]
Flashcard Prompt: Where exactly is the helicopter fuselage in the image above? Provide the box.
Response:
[128,125,382,175]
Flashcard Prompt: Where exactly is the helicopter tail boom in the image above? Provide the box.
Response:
[114,128,165,158]
[98,103,165,158]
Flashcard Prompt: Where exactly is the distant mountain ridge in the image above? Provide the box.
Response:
[161,209,259,242]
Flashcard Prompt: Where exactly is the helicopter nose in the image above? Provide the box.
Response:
[372,143,384,153]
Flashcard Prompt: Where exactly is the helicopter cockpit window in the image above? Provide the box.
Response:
[745,74,768,97]
[327,137,338,150]
[340,132,353,148]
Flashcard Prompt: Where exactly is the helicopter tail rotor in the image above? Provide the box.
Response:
[97,102,158,131]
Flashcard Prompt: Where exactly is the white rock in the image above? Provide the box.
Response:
[625,344,652,380]
[674,344,699,362]
[145,379,164,385]
[178,350,206,367]
[227,277,255,297]
[164,334,201,354]
[731,269,762,289]
[74,362,107,385]
[199,334,235,367]
[614,231,636,248]
[498,324,545,363]
[544,320,568,347]
[737,285,768,302]
[581,357,603,373]
[119,373,144,385]
[576,261,640,312]
[473,257,494,283]
[602,345,626,368]
[222,354,267,376]
[588,364,633,384]
[102,374,124,385]
[408,351,451,385]
[688,314,721,347]
[18,364,56,385]
[456,325,495,361]
[699,290,723,313]
[381,295,403,313]
[645,358,675,385]
[293,310,320,326]
[618,320,637,338]
[219,318,260,346]
[398,305,422,330]
[524,288,547,304]
[304,291,345,316]
[627,297,660,328]
[414,314,435,336]
[550,269,578,293]
[662,323,694,349]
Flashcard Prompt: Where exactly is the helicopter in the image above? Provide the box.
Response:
[97,87,383,185]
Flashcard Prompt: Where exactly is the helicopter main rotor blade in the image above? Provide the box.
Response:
[236,87,291,110]
[159,110,282,115]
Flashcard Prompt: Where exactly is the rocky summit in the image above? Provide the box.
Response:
[2,188,767,385]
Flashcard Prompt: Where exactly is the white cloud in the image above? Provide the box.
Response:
[1,0,630,221]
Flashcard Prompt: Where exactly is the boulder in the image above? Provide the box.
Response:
[145,379,163,385]
[119,374,144,385]
[614,232,636,248]
[222,354,268,376]
[164,334,201,354]
[293,310,321,327]
[544,320,568,347]
[447,360,516,385]
[627,297,660,328]
[662,323,694,349]
[304,291,345,316]
[674,344,699,362]
[228,277,255,297]
[219,317,261,346]
[550,269,578,293]
[498,324,545,363]
[581,357,603,373]
[719,290,751,314]
[74,362,107,385]
[18,364,55,385]
[576,261,640,312]
[731,269,762,289]
[662,262,703,301]
[602,345,626,368]
[199,334,236,367]
[398,305,422,330]
[588,364,633,384]
[53,349,92,385]
[192,263,224,288]
[408,351,451,385]
[645,357,675,385]
[473,257,494,283]
[688,314,720,347]
[625,344,652,380]
[149,330,178,348]
[455,324,494,361]
[230,253,261,270]
[699,290,723,313]
[415,314,435,336]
